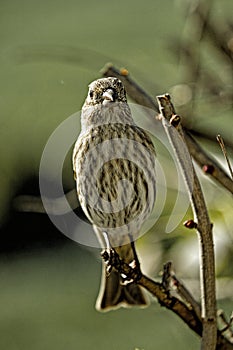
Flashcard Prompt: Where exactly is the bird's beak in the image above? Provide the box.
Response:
[102,89,115,104]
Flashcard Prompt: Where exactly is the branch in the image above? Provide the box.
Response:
[102,249,202,336]
[162,261,202,322]
[218,309,233,344]
[13,189,79,214]
[184,132,233,193]
[102,249,233,349]
[101,64,158,111]
[157,94,217,350]
[102,64,233,195]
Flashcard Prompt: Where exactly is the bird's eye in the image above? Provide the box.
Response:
[89,90,94,98]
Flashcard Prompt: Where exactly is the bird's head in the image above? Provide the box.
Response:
[84,77,127,107]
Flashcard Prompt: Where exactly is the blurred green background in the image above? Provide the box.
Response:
[0,0,232,349]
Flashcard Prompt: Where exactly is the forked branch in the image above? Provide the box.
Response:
[101,248,233,349]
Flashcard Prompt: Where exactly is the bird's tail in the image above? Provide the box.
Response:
[95,263,148,312]
[94,229,149,311]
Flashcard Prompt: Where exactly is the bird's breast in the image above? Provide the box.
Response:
[72,123,156,235]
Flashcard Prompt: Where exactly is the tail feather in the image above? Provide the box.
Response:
[96,266,148,311]
[94,229,148,311]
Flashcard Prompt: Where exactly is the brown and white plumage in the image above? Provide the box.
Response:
[73,77,156,311]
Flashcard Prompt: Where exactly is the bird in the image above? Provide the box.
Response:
[72,77,156,311]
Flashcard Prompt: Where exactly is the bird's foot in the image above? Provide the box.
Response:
[101,248,142,283]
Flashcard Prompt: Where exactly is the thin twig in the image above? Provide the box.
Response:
[217,309,233,343]
[157,93,217,350]
[217,135,233,180]
[163,261,202,322]
[190,130,233,153]
[185,132,233,193]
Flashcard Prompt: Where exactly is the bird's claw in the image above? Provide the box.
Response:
[101,249,142,283]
